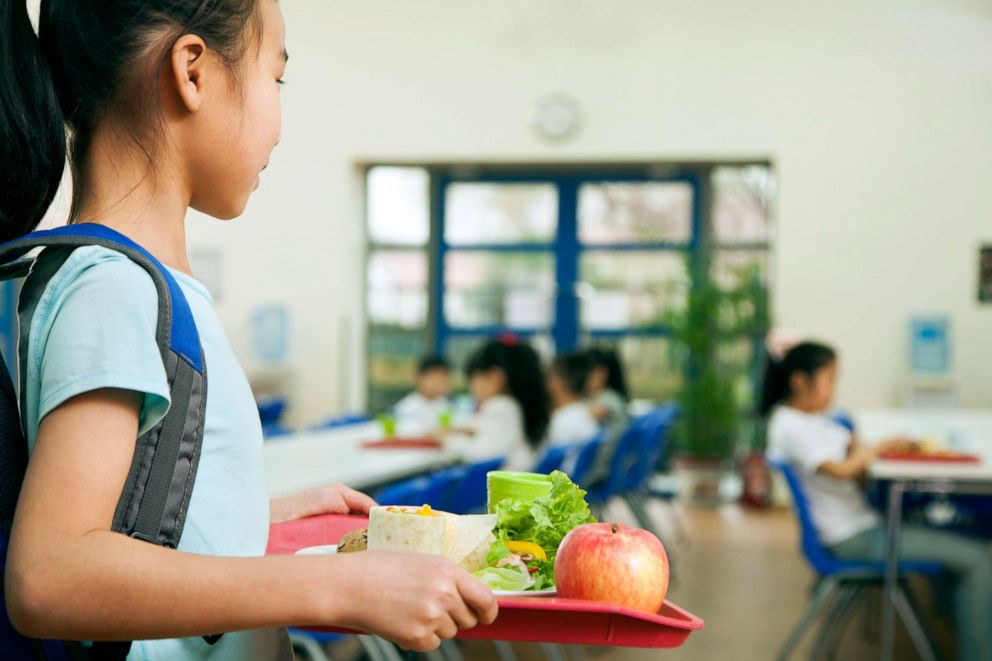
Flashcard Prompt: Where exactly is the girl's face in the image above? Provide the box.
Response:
[469,368,506,403]
[791,360,838,412]
[186,0,286,219]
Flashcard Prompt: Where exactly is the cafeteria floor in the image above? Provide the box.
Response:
[326,501,954,661]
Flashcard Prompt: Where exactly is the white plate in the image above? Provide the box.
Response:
[493,587,557,597]
[295,545,339,555]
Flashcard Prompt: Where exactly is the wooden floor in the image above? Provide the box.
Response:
[323,500,954,661]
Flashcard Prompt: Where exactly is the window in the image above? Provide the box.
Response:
[365,164,774,419]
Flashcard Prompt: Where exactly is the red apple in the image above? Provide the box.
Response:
[554,522,669,613]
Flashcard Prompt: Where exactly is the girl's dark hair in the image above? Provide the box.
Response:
[760,341,837,415]
[585,347,629,401]
[466,339,550,447]
[0,0,262,240]
[550,352,592,397]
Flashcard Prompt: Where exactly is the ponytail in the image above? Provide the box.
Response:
[759,341,837,415]
[0,0,66,240]
[465,339,550,447]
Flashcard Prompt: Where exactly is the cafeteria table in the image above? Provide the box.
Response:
[264,422,458,497]
[859,409,992,661]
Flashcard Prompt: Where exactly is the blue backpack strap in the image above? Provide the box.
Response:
[0,224,207,550]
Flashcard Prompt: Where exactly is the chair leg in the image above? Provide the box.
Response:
[491,641,519,661]
[775,578,839,661]
[540,642,568,661]
[289,632,331,661]
[658,498,691,549]
[439,640,465,661]
[893,586,939,661]
[358,635,405,661]
[566,644,586,661]
[810,583,863,661]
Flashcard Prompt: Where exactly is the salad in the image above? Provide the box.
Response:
[473,471,595,592]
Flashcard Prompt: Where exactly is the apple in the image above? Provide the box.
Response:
[554,522,669,613]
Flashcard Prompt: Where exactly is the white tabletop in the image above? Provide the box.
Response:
[263,422,458,497]
[859,409,992,483]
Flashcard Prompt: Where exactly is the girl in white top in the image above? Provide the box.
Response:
[444,339,549,471]
[764,341,992,660]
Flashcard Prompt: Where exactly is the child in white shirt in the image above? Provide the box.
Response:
[393,355,451,436]
[765,341,992,660]
[547,352,600,446]
[443,339,549,471]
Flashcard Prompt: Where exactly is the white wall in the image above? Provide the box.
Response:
[178,0,992,424]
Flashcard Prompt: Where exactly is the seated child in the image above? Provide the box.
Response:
[393,355,452,435]
[547,352,600,446]
[765,341,992,661]
[443,339,549,471]
[583,347,631,482]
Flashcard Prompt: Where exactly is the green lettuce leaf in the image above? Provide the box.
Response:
[473,566,535,592]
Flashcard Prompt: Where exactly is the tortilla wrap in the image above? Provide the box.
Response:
[367,506,496,572]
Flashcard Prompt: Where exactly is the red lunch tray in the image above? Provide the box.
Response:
[360,438,442,450]
[267,513,703,648]
[879,452,981,464]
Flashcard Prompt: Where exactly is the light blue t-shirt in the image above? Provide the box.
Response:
[19,246,292,661]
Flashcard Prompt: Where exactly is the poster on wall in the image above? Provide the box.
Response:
[979,245,992,303]
[909,315,951,375]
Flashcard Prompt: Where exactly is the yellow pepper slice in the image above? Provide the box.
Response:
[505,540,547,561]
[416,504,434,516]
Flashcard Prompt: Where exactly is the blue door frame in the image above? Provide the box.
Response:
[431,170,702,356]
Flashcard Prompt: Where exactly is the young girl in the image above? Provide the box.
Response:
[444,339,549,471]
[0,1,495,658]
[764,342,992,660]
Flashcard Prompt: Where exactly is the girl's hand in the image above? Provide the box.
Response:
[331,550,499,651]
[270,483,377,524]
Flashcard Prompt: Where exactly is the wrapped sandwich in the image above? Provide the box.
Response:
[364,505,497,572]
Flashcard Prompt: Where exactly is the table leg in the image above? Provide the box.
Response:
[881,480,905,661]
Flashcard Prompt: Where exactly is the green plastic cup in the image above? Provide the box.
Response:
[378,414,396,438]
[487,471,552,513]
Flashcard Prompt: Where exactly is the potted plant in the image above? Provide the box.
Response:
[665,259,769,506]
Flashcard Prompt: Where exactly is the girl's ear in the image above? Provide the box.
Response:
[169,34,209,113]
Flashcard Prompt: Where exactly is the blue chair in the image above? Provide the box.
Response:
[448,458,504,514]
[532,442,573,475]
[256,395,287,425]
[261,421,293,439]
[770,459,941,660]
[374,473,452,508]
[568,433,605,488]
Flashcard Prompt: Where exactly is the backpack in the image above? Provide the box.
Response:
[0,224,215,659]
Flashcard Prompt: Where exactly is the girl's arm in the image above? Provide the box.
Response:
[6,389,496,650]
[270,483,376,524]
[817,436,915,481]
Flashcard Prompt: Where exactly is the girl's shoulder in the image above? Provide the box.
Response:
[23,245,162,357]
[30,244,158,304]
